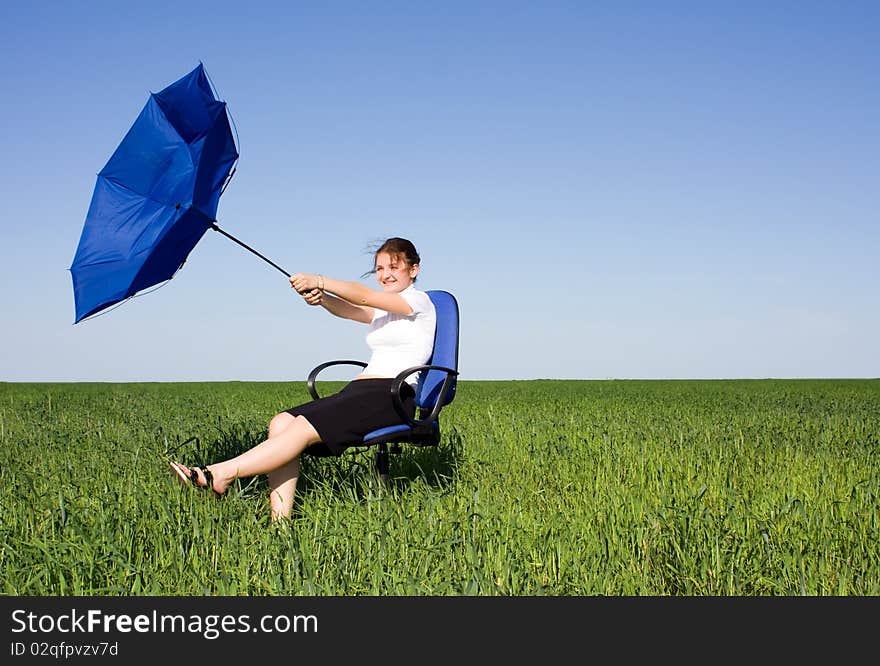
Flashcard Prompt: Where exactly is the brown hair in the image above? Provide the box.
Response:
[362,237,421,280]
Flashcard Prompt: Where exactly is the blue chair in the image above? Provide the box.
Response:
[305,290,460,482]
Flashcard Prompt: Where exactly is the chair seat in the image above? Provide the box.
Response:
[364,424,412,440]
[362,420,440,447]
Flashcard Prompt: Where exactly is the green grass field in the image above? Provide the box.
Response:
[1,379,878,595]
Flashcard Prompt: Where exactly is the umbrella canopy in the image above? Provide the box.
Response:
[70,63,240,323]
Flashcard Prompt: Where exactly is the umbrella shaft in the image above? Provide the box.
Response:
[210,223,291,278]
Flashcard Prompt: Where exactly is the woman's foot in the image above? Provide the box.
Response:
[169,461,230,497]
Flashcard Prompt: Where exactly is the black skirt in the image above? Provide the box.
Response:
[286,378,415,456]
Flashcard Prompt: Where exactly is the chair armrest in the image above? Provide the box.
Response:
[307,360,368,400]
[390,364,459,427]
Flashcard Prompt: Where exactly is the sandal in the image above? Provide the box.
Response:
[170,462,223,498]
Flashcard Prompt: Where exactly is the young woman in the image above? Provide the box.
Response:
[170,237,437,519]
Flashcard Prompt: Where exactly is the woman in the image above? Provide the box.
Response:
[170,237,437,519]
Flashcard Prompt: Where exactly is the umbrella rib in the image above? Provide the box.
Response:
[74,278,175,324]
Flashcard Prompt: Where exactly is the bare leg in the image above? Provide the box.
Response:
[266,413,304,519]
[171,412,321,519]
[267,458,300,520]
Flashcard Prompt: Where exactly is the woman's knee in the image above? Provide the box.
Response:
[269,411,296,437]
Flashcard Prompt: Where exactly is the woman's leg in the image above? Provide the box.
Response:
[171,412,322,519]
[267,457,300,520]
[265,412,305,519]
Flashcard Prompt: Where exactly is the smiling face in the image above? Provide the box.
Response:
[374,251,419,292]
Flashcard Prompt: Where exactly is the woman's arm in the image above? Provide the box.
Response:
[291,273,413,315]
[312,290,373,323]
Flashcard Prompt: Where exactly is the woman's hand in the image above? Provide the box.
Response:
[290,273,321,293]
[301,288,322,306]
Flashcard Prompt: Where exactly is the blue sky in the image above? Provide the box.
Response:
[1,1,877,381]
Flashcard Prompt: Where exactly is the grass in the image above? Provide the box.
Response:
[0,379,878,595]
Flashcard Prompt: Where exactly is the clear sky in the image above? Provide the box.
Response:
[1,1,877,382]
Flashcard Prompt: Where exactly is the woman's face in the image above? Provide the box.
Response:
[374,252,418,292]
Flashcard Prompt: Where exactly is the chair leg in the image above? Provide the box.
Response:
[376,443,390,487]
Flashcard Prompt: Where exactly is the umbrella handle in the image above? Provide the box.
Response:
[210,223,291,278]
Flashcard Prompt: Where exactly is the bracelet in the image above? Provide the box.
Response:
[317,275,325,291]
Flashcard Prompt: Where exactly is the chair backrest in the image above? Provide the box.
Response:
[415,290,460,411]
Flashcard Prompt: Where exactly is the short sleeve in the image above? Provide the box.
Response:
[399,287,431,316]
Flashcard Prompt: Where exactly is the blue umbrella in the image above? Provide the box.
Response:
[70,63,289,324]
